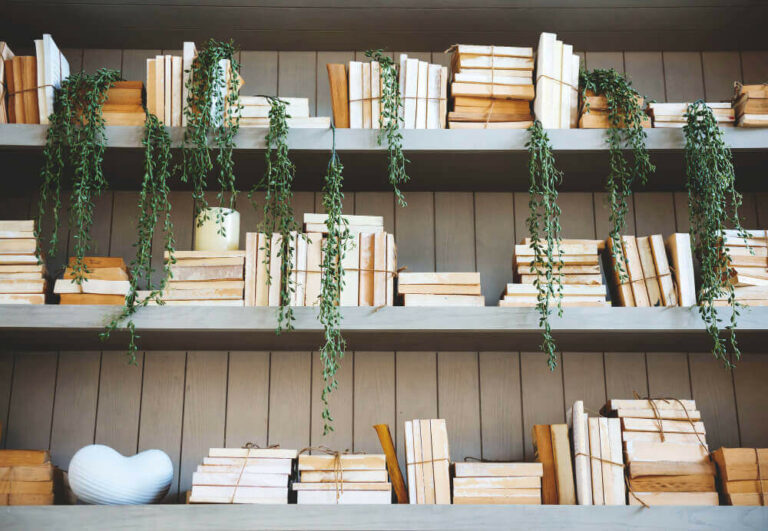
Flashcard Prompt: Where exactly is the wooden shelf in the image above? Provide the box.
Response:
[3,125,768,193]
[2,305,768,352]
[2,504,767,530]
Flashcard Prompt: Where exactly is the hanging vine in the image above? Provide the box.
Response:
[365,49,409,206]
[181,39,242,230]
[683,100,750,367]
[252,97,300,333]
[525,121,564,370]
[317,125,352,435]
[580,68,654,280]
[101,113,175,364]
[35,68,121,282]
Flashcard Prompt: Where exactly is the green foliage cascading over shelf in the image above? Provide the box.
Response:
[101,113,175,364]
[252,97,301,333]
[526,121,564,370]
[181,39,242,229]
[683,100,750,367]
[579,68,654,280]
[36,68,121,282]
[317,125,352,435]
[365,49,409,206]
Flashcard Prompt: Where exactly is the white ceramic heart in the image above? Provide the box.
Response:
[68,444,173,505]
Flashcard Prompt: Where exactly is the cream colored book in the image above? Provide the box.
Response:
[362,61,372,128]
[404,58,419,129]
[348,61,363,128]
[426,63,441,129]
[268,233,282,307]
[182,42,197,126]
[415,61,428,129]
[172,56,182,126]
[371,60,381,129]
[340,232,360,306]
[304,233,322,306]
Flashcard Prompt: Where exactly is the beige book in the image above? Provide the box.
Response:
[515,255,599,266]
[636,236,662,306]
[0,221,34,232]
[412,419,425,503]
[588,417,604,505]
[608,399,697,411]
[295,234,307,306]
[398,272,480,285]
[348,61,363,128]
[172,56,182,126]
[296,490,391,504]
[340,232,360,306]
[404,294,484,306]
[163,55,171,125]
[453,477,540,489]
[551,424,575,505]
[404,420,417,504]
[244,233,257,306]
[649,234,678,306]
[449,121,534,129]
[371,60,381,129]
[373,232,387,306]
[288,232,298,306]
[622,431,704,444]
[598,418,613,505]
[453,462,543,478]
[192,472,288,488]
[169,264,243,282]
[146,59,156,117]
[614,408,701,420]
[505,284,605,297]
[430,419,451,504]
[304,213,384,227]
[300,470,388,483]
[420,419,435,504]
[255,233,269,306]
[453,71,532,86]
[666,233,696,306]
[627,460,715,479]
[386,233,396,305]
[621,418,706,435]
[629,492,718,506]
[0,293,44,304]
[190,485,287,504]
[304,233,322,306]
[426,64,441,129]
[293,482,391,491]
[362,61,372,128]
[457,55,534,71]
[607,418,625,505]
[208,448,298,459]
[453,44,534,58]
[182,42,197,127]
[440,66,448,128]
[168,280,245,290]
[415,61,428,129]
[268,233,282,307]
[451,82,535,101]
[0,279,45,293]
[199,458,292,474]
[143,287,241,300]
[358,233,374,306]
[0,238,35,254]
[404,58,419,128]
[519,274,601,285]
[398,284,481,295]
[298,454,385,471]
[0,264,44,273]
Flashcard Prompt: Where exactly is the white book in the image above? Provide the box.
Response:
[404,58,419,129]
[453,71,532,86]
[570,54,580,128]
[348,61,363,128]
[34,40,46,123]
[155,54,165,123]
[415,60,428,129]
[295,234,307,306]
[371,60,381,129]
[36,34,69,125]
[362,61,372,128]
[426,63,441,129]
[164,55,172,126]
[182,41,197,126]
[534,32,556,128]
[551,40,564,129]
[172,56,182,126]
[399,54,407,121]
[559,44,573,129]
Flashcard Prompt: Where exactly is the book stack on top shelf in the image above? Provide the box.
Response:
[579,91,651,129]
[533,33,579,129]
[294,454,391,504]
[404,419,450,504]
[448,44,534,129]
[606,399,717,507]
[453,462,543,505]
[649,102,734,128]
[607,235,681,307]
[54,257,129,305]
[532,424,575,505]
[503,239,609,307]
[397,54,448,129]
[719,229,768,306]
[713,447,768,505]
[0,220,45,304]
[237,96,329,128]
[0,450,54,506]
[398,272,484,306]
[154,250,245,306]
[189,447,296,504]
[733,84,768,127]
[100,81,145,126]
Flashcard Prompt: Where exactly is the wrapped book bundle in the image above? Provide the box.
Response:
[404,419,451,504]
[101,81,145,126]
[0,220,46,304]
[453,462,543,505]
[294,453,391,504]
[579,90,651,129]
[0,450,55,506]
[237,96,329,128]
[54,257,129,305]
[398,272,484,307]
[713,448,768,505]
[733,83,768,127]
[532,424,575,505]
[649,102,734,128]
[0,42,14,123]
[718,229,768,306]
[154,250,246,306]
[533,33,579,129]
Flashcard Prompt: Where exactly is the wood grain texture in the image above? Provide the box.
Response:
[278,52,317,115]
[732,356,768,448]
[353,351,395,454]
[604,352,648,399]
[474,192,515,306]
[268,351,311,450]
[688,352,740,450]
[662,52,705,102]
[520,352,564,460]
[240,51,278,97]
[624,52,666,102]
[0,352,14,448]
[646,353,692,399]
[562,353,606,416]
[226,351,270,449]
[310,350,353,450]
[395,351,437,470]
[317,51,355,121]
[6,352,57,451]
[701,52,742,101]
[82,49,122,74]
[435,192,475,272]
[95,351,143,456]
[479,351,523,461]
[395,192,435,273]
[437,352,481,462]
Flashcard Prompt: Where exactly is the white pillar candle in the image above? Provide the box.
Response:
[194,207,241,251]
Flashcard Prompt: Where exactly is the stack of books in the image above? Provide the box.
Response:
[4,34,69,124]
[569,400,626,506]
[453,462,543,505]
[607,399,718,506]
[649,102,734,128]
[733,84,768,127]
[101,81,145,126]
[533,33,580,129]
[238,96,329,128]
[532,424,575,505]
[718,229,768,306]
[398,272,484,307]
[608,235,681,307]
[294,454,391,504]
[404,419,450,504]
[0,220,45,304]
[448,44,534,129]
[0,42,13,123]
[0,450,55,506]
[503,239,608,307]
[712,448,768,505]
[189,447,296,504]
[155,250,245,306]
[55,257,129,305]
[579,91,651,129]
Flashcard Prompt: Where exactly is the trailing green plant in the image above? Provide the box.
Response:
[365,49,409,206]
[580,68,654,280]
[35,68,121,282]
[100,113,175,364]
[683,100,750,367]
[252,97,301,333]
[525,121,564,370]
[181,39,242,230]
[317,125,352,435]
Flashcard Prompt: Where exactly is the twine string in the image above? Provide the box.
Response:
[298,446,365,501]
[574,452,649,508]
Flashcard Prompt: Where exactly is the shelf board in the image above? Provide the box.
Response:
[3,125,768,193]
[2,305,767,353]
[2,504,766,531]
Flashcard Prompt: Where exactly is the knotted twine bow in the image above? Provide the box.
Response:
[227,443,282,504]
[298,446,365,501]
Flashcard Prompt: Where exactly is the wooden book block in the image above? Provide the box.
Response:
[627,461,715,479]
[0,279,45,293]
[419,419,435,504]
[404,58,419,128]
[373,232,387,306]
[362,61,372,128]
[666,233,697,306]
[404,420,417,504]
[415,61,428,129]
[296,489,390,504]
[0,465,53,482]
[202,458,292,474]
[712,448,768,482]
[440,66,448,128]
[189,485,288,504]
[268,233,282,307]
[348,61,363,128]
[412,419,425,504]
[304,233,322,307]
[609,399,697,411]
[598,418,614,505]
[551,424,576,505]
[722,479,768,494]
[628,492,718,506]
[403,294,485,307]
[398,272,480,285]
[608,418,626,505]
[4,493,54,506]
[0,451,49,467]
[21,56,40,124]
[432,419,453,503]
[0,273,42,280]
[453,477,541,489]
[453,487,540,498]
[532,424,557,504]
[622,418,706,434]
[629,474,715,493]
[614,408,701,421]
[171,264,243,282]
[340,232,360,306]
[588,417,604,505]
[650,234,679,306]
[359,233,374,306]
[208,448,297,459]
[386,234,396,305]
[398,284,481,295]
[636,236,662,307]
[295,234,307,306]
[426,63,441,129]
[0,221,35,232]
[0,239,35,254]
[727,493,768,506]
[519,274,602,285]
[172,56,182,126]
[293,482,392,491]
[570,402,592,505]
[301,470,388,483]
[327,64,349,128]
[297,454,386,471]
[59,293,124,305]
[192,472,288,488]
[453,462,543,478]
[622,432,704,445]
[371,61,381,129]
[373,424,408,504]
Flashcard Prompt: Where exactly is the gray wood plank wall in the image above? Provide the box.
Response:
[1,48,768,502]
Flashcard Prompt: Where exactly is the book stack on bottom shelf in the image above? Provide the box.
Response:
[404,419,451,504]
[608,235,681,307]
[0,450,54,506]
[719,229,768,306]
[294,454,391,504]
[649,102,734,128]
[398,272,484,307]
[189,448,296,504]
[55,257,129,305]
[154,250,246,306]
[448,44,534,129]
[238,96,329,128]
[453,462,543,505]
[0,220,45,304]
[532,424,575,505]
[504,240,608,307]
[733,84,768,127]
[101,81,145,126]
[713,448,768,505]
[606,399,718,506]
[579,91,651,129]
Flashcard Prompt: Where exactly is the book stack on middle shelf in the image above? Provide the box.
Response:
[237,96,329,128]
[0,220,45,305]
[712,447,768,505]
[649,102,734,128]
[101,81,145,126]
[153,250,246,306]
[533,33,580,129]
[448,44,534,129]
[398,272,484,306]
[579,90,651,129]
[294,454,392,504]
[719,229,768,306]
[733,84,768,127]
[54,257,129,305]
[453,462,543,505]
[404,419,451,504]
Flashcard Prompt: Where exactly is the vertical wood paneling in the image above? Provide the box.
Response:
[701,52,742,101]
[95,352,143,456]
[479,352,523,461]
[109,191,141,264]
[138,351,186,502]
[121,49,160,83]
[69,192,113,259]
[557,193,596,239]
[562,353,606,415]
[395,352,437,469]
[278,52,317,115]
[624,52,666,102]
[82,49,122,74]
[240,51,278,96]
[733,356,768,448]
[688,353,740,450]
[0,353,14,448]
[646,352,692,399]
[62,49,83,73]
[6,352,57,451]
[603,352,648,399]
[584,52,624,72]
[437,352,481,462]
[520,352,564,460]
[36,192,71,277]
[474,192,515,305]
[0,193,32,220]
[225,351,270,449]
[663,52,705,102]
[737,194,759,229]
[757,193,768,227]
[355,192,395,234]
[594,191,637,238]
[179,351,228,496]
[633,192,677,236]
[395,192,435,273]
[354,352,396,454]
[268,352,312,449]
[316,52,355,120]
[673,192,690,233]
[739,51,768,85]
[434,192,475,272]
[310,351,353,450]
[49,351,100,469]
[151,191,194,286]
